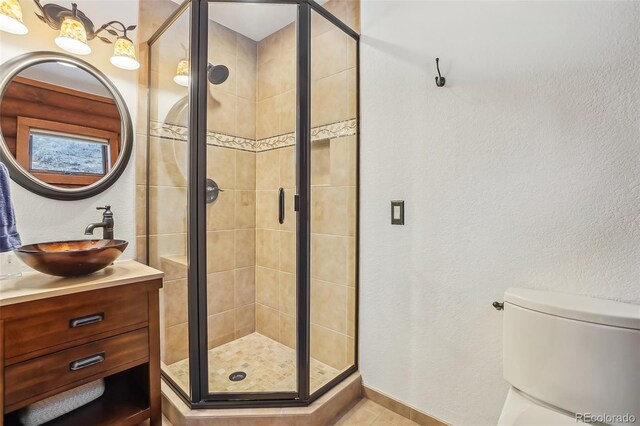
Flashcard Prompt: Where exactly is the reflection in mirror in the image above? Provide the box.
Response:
[0,60,122,189]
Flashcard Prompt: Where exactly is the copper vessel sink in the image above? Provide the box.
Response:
[15,240,128,277]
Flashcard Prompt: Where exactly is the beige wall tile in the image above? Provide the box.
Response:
[256,96,278,140]
[279,146,296,189]
[208,310,235,348]
[235,191,256,229]
[160,256,188,281]
[235,304,255,336]
[347,286,356,337]
[207,88,237,136]
[311,279,347,334]
[235,229,255,268]
[207,145,236,189]
[209,20,237,56]
[256,149,281,190]
[312,28,347,81]
[236,150,256,190]
[347,34,357,69]
[148,233,186,269]
[207,189,235,231]
[148,137,188,188]
[163,279,188,328]
[257,58,279,101]
[256,229,280,269]
[312,186,349,236]
[280,230,296,274]
[330,136,357,187]
[256,303,279,341]
[135,235,147,264]
[311,324,347,370]
[347,236,356,286]
[237,33,257,68]
[207,270,235,314]
[136,184,146,236]
[312,71,348,127]
[279,272,296,316]
[279,313,296,349]
[235,267,255,307]
[276,90,296,135]
[312,234,347,284]
[149,186,187,235]
[348,186,357,237]
[348,67,357,121]
[236,97,256,140]
[207,231,235,273]
[164,322,189,365]
[135,134,147,186]
[256,190,280,230]
[346,336,355,366]
[256,266,279,309]
[311,140,331,186]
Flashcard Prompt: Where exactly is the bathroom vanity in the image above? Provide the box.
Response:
[0,261,163,426]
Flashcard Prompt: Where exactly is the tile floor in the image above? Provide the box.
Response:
[332,398,420,426]
[165,332,340,393]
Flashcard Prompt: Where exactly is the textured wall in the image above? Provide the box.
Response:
[359,1,640,424]
[0,1,138,258]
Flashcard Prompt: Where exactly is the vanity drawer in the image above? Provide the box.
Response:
[3,287,149,362]
[4,327,149,411]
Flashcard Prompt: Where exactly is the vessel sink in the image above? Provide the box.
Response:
[15,240,128,277]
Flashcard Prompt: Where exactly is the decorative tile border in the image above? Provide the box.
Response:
[149,119,357,153]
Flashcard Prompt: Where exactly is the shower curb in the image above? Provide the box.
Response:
[161,372,362,426]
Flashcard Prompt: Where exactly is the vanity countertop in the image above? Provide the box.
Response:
[0,260,163,306]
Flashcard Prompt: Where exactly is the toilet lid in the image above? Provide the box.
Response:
[498,388,577,426]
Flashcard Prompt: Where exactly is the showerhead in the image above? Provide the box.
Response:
[207,63,229,85]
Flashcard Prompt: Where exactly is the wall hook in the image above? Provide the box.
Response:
[435,58,446,87]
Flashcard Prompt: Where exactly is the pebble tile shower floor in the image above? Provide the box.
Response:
[165,333,339,393]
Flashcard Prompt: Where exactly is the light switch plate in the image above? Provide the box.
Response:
[391,200,404,225]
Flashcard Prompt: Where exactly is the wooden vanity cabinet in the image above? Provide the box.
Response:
[0,270,162,426]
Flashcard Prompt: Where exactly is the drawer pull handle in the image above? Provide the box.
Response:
[69,313,104,328]
[69,352,105,371]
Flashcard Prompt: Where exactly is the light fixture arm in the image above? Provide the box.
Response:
[91,20,137,43]
[32,0,136,44]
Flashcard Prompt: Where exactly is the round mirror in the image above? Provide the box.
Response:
[0,52,133,200]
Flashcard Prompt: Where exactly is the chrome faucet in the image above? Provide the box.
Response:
[85,206,114,240]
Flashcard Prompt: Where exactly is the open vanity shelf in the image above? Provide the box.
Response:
[0,261,163,426]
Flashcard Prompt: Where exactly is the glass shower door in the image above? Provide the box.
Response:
[203,1,299,396]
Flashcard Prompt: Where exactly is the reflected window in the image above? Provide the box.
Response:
[16,117,119,187]
[30,130,109,175]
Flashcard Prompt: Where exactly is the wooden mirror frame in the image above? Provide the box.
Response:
[0,52,133,200]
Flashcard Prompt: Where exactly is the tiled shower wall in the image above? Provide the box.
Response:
[253,5,358,374]
[138,0,360,369]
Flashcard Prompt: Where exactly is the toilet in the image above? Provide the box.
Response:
[498,288,640,426]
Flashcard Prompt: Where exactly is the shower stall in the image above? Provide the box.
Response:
[145,0,359,407]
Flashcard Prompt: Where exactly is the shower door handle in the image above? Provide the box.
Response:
[279,188,285,225]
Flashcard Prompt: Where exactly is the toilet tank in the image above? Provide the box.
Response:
[503,288,640,421]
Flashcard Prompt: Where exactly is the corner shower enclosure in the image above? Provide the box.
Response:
[145,0,359,407]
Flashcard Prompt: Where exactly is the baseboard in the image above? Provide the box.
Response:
[361,385,450,426]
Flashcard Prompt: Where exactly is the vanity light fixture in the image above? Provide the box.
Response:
[30,0,139,70]
[0,0,28,35]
